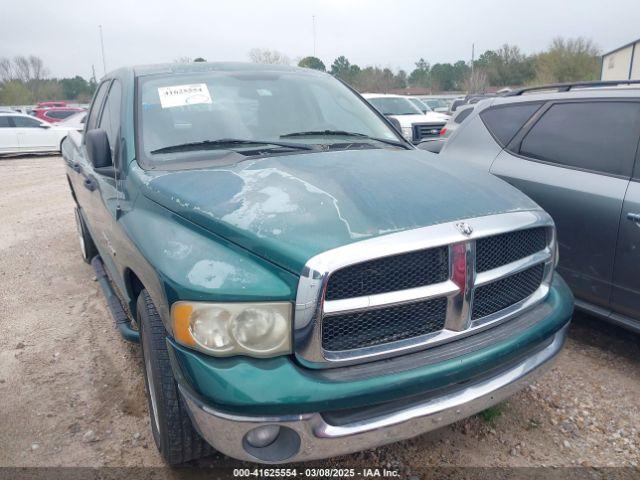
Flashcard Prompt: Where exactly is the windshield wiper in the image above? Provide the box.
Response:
[280,130,409,148]
[150,138,314,155]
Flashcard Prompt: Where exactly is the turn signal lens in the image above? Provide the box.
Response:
[171,301,292,358]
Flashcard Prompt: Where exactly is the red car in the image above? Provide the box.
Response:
[33,107,85,123]
[37,101,68,108]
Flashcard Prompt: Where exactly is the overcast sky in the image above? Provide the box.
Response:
[2,0,640,79]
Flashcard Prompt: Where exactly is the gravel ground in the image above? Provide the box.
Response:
[1,155,639,475]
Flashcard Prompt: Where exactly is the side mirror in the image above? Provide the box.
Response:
[386,115,402,133]
[417,139,446,154]
[85,129,112,168]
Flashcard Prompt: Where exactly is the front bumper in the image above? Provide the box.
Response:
[180,325,567,463]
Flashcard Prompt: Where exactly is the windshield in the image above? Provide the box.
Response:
[408,98,432,114]
[367,97,423,116]
[138,70,403,165]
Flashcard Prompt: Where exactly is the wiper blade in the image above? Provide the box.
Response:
[150,138,314,155]
[280,130,409,148]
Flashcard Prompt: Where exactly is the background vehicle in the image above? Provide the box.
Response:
[439,104,475,138]
[33,107,85,123]
[62,62,572,465]
[407,96,451,120]
[57,110,87,130]
[363,93,449,143]
[37,101,68,108]
[419,96,458,113]
[440,80,640,333]
[0,112,72,154]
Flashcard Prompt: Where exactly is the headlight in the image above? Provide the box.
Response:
[401,126,413,140]
[171,301,292,358]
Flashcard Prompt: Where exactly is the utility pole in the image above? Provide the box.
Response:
[312,15,317,57]
[99,25,107,76]
[470,43,475,93]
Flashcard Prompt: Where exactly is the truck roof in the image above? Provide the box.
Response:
[125,62,317,78]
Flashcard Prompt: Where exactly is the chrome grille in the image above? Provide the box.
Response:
[472,264,545,320]
[412,123,446,141]
[295,212,556,367]
[322,298,447,351]
[476,227,547,273]
[325,247,448,300]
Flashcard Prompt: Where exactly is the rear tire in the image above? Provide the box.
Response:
[74,206,97,263]
[137,290,212,465]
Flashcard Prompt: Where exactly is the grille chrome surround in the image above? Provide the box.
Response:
[294,210,556,368]
[412,123,446,141]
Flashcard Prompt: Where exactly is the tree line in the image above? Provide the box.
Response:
[254,37,600,93]
[0,38,601,105]
[0,55,96,105]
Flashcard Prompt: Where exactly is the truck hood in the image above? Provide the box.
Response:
[391,113,448,127]
[138,149,540,274]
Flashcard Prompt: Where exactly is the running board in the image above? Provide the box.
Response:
[91,256,140,343]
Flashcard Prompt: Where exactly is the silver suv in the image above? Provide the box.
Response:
[440,80,640,333]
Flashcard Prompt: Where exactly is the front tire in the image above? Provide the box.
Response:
[137,290,212,465]
[74,206,97,263]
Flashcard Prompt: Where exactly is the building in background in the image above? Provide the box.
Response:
[601,38,640,80]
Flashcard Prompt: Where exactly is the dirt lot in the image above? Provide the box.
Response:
[1,155,639,474]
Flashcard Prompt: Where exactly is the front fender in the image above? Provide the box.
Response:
[119,192,299,334]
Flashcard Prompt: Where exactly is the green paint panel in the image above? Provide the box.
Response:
[168,276,573,416]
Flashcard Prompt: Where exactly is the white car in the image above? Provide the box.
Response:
[362,93,449,143]
[0,113,78,155]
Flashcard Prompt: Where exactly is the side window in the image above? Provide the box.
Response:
[86,80,111,131]
[454,107,473,124]
[520,102,640,177]
[98,80,122,150]
[480,103,542,146]
[12,116,43,128]
[0,116,13,127]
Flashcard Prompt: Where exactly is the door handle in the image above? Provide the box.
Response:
[83,176,97,192]
[627,212,640,223]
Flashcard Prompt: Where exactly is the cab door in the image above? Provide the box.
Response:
[81,79,124,283]
[611,158,640,322]
[68,79,111,238]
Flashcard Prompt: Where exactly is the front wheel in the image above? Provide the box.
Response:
[137,290,212,465]
[73,207,97,263]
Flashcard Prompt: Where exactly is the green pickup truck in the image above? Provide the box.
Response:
[62,62,573,464]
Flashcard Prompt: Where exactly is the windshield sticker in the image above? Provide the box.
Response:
[158,83,212,109]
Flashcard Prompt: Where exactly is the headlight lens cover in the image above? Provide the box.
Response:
[171,301,292,358]
[401,126,413,140]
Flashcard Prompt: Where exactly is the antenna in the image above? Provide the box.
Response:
[98,25,107,75]
[312,15,317,57]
